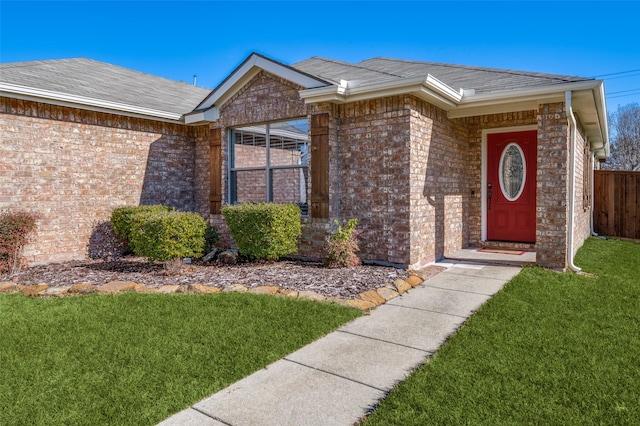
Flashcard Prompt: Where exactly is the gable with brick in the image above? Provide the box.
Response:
[0,53,609,271]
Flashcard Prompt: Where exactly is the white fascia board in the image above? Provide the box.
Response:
[450,80,603,118]
[0,83,182,122]
[184,108,220,125]
[196,53,329,111]
[0,82,184,122]
[299,74,462,109]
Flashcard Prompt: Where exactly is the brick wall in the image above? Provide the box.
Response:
[1,97,199,264]
[335,96,412,264]
[408,96,471,267]
[572,122,593,258]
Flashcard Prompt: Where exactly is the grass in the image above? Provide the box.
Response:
[363,237,640,425]
[0,292,361,426]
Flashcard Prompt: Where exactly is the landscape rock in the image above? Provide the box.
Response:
[251,286,280,295]
[358,289,385,306]
[405,275,423,287]
[202,248,221,262]
[133,284,156,293]
[20,284,49,297]
[376,286,399,301]
[394,278,412,294]
[346,299,376,310]
[223,284,248,292]
[277,288,299,298]
[188,284,221,294]
[44,286,72,295]
[97,280,138,294]
[0,282,21,293]
[218,250,239,265]
[157,285,180,294]
[68,283,98,294]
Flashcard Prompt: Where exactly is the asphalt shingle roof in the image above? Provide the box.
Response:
[0,58,212,115]
[292,57,593,93]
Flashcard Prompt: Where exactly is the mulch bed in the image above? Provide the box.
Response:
[5,257,445,299]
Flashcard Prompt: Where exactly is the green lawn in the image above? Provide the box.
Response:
[0,292,360,426]
[363,237,640,425]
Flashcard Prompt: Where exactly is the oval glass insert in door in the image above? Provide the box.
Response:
[499,143,526,201]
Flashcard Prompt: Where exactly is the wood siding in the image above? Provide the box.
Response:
[310,113,329,218]
[594,170,640,240]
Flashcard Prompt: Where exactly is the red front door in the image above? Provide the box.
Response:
[487,130,537,243]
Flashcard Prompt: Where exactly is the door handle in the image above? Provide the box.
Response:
[487,183,492,211]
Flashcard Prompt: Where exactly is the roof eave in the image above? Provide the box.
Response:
[299,74,462,110]
[0,82,185,123]
[451,79,608,159]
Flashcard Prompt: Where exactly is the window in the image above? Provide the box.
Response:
[229,119,309,215]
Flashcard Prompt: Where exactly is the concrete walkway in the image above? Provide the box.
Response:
[158,258,523,426]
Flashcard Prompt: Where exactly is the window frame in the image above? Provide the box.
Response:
[228,119,309,214]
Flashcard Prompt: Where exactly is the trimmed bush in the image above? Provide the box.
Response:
[0,210,40,275]
[326,218,360,268]
[221,203,301,261]
[128,210,208,263]
[110,205,174,243]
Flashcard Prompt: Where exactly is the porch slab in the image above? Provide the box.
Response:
[446,247,536,266]
[447,263,524,282]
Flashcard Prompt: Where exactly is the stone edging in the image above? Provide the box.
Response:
[0,272,429,311]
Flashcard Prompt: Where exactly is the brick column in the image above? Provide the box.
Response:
[536,103,570,269]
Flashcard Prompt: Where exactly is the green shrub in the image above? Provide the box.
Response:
[221,203,301,261]
[326,218,360,268]
[0,210,40,275]
[128,210,208,263]
[110,205,174,243]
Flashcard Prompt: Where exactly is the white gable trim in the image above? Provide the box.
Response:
[191,53,329,113]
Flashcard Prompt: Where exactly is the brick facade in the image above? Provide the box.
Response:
[0,97,203,264]
[2,70,598,271]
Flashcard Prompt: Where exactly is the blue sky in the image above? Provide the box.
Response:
[1,1,639,114]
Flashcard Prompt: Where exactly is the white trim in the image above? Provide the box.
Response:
[481,125,537,242]
[184,108,220,125]
[300,74,462,110]
[0,82,184,122]
[195,53,328,112]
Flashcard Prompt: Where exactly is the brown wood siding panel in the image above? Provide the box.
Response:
[209,128,222,214]
[594,170,640,240]
[310,113,329,218]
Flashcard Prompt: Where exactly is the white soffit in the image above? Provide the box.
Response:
[193,53,329,112]
[0,82,184,122]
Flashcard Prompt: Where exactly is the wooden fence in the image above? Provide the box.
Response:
[594,170,640,240]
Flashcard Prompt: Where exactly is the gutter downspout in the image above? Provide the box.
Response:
[566,91,581,272]
[590,151,598,236]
